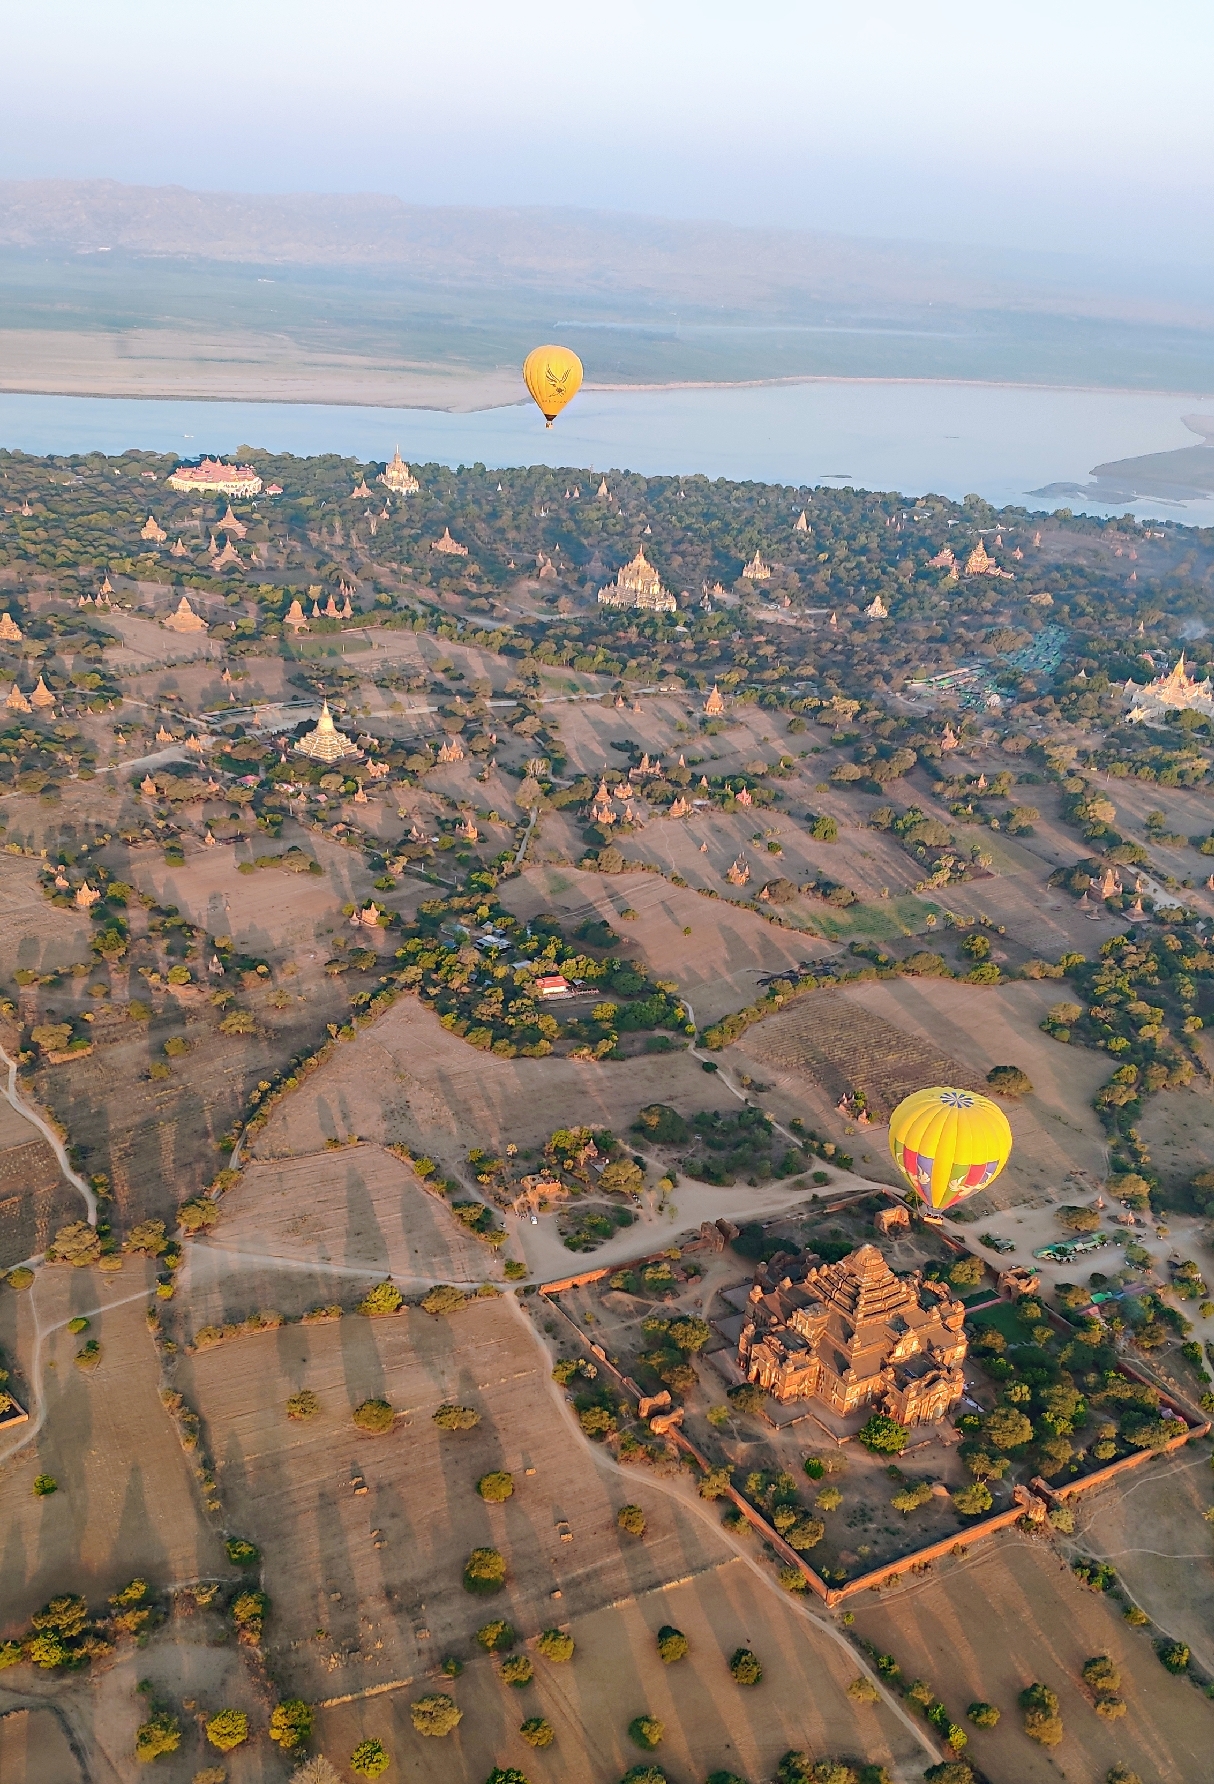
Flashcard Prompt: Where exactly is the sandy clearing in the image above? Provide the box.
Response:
[851,1534,1214,1783]
[0,1267,227,1631]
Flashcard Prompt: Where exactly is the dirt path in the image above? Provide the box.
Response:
[0,1042,96,1226]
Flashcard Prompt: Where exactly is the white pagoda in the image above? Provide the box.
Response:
[1124,655,1214,724]
[293,702,362,764]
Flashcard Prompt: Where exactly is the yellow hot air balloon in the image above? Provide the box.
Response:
[522,344,583,428]
[888,1085,1012,1214]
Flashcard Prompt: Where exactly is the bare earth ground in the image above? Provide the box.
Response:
[0,1705,85,1784]
[1063,1445,1214,1676]
[850,1535,1214,1784]
[0,1264,228,1628]
[183,1293,924,1783]
[186,1145,492,1312]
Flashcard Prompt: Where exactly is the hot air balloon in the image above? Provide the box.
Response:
[522,345,583,428]
[888,1085,1012,1214]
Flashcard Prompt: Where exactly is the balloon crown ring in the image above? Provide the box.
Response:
[938,1090,976,1107]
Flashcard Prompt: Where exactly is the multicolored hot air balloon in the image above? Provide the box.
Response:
[522,344,583,428]
[888,1085,1012,1213]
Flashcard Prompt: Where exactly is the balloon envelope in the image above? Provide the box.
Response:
[888,1085,1012,1213]
[522,344,583,427]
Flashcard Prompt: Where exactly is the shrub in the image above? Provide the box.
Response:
[225,1538,259,1567]
[478,1471,514,1502]
[1106,1771,1142,1784]
[230,1589,268,1641]
[464,1547,507,1593]
[205,1709,248,1752]
[32,1474,57,1497]
[1082,1655,1119,1694]
[350,1738,390,1778]
[699,1467,733,1500]
[6,1265,34,1289]
[847,1676,879,1703]
[434,1403,480,1430]
[857,1414,908,1454]
[656,1625,688,1663]
[476,1617,516,1651]
[177,1199,220,1233]
[803,1456,825,1480]
[620,1771,667,1784]
[286,1389,320,1420]
[985,1404,1034,1450]
[268,1697,312,1749]
[422,1283,468,1315]
[1157,1640,1190,1673]
[520,1717,555,1747]
[618,1504,646,1536]
[816,1487,843,1511]
[730,1647,762,1685]
[410,1693,462,1736]
[358,1280,403,1316]
[1019,1682,1063,1745]
[629,1715,664,1750]
[134,1710,181,1762]
[501,1654,534,1687]
[966,1701,999,1727]
[786,1517,825,1551]
[923,1766,974,1784]
[285,1762,341,1784]
[537,1628,575,1661]
[986,1065,1032,1098]
[352,1398,394,1433]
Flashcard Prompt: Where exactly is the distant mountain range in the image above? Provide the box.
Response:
[1,178,1210,328]
[1,180,1213,405]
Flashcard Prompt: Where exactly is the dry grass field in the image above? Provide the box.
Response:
[186,1144,491,1314]
[0,1705,86,1784]
[851,1534,1214,1783]
[0,1264,227,1630]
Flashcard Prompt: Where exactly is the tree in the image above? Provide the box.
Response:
[857,1414,908,1454]
[269,1698,313,1749]
[892,1480,934,1514]
[434,1403,480,1430]
[699,1467,732,1500]
[476,1619,516,1652]
[730,1648,762,1685]
[966,1702,999,1727]
[352,1398,394,1433]
[620,1771,668,1784]
[520,1717,555,1747]
[617,1504,646,1536]
[1157,1640,1189,1673]
[923,1766,974,1784]
[486,1772,531,1784]
[178,1198,219,1233]
[478,1471,514,1502]
[629,1716,664,1750]
[987,1065,1032,1097]
[219,1008,257,1035]
[226,1537,259,1567]
[728,1383,766,1415]
[656,1625,688,1663]
[287,1389,320,1420]
[465,1547,508,1594]
[847,1676,879,1703]
[410,1694,462,1736]
[1056,1205,1100,1233]
[134,1710,181,1762]
[786,1517,825,1551]
[668,1316,711,1352]
[350,1738,390,1778]
[601,1159,644,1194]
[206,1709,249,1752]
[985,1404,1034,1450]
[952,1481,993,1517]
[1019,1682,1063,1745]
[501,1654,533,1686]
[46,1222,101,1266]
[289,1761,342,1784]
[948,1256,984,1290]
[537,1628,575,1661]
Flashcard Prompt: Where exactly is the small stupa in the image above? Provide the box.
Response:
[284,598,309,631]
[5,683,31,713]
[140,515,167,544]
[293,701,362,764]
[704,683,725,717]
[794,510,809,533]
[30,676,55,710]
[164,595,207,634]
[219,504,247,538]
[378,449,420,494]
[0,612,23,643]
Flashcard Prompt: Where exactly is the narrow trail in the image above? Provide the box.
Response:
[0,1280,151,1468]
[0,1042,96,1225]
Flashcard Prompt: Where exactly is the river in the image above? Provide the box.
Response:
[2,381,1213,524]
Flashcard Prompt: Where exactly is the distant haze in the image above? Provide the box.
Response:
[0,0,1212,271]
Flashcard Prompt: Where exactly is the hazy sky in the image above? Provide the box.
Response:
[3,0,1211,261]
